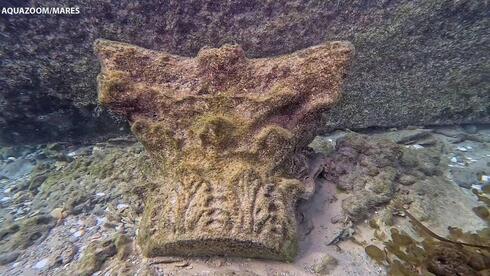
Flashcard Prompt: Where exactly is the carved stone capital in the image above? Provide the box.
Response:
[95,39,353,260]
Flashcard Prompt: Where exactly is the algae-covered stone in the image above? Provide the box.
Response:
[76,238,116,276]
[0,215,54,254]
[95,40,354,260]
[1,1,488,145]
[313,254,338,275]
[325,133,444,221]
[115,233,132,260]
[0,250,20,265]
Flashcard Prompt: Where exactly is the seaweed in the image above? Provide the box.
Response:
[365,245,386,263]
[404,209,489,250]
[365,209,490,275]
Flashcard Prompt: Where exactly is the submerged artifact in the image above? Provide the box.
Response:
[95,39,354,261]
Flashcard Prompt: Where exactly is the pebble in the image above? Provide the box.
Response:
[50,207,64,220]
[312,255,338,274]
[406,144,423,150]
[96,216,107,225]
[61,244,78,264]
[96,192,106,197]
[456,146,468,152]
[399,174,417,186]
[450,157,458,163]
[481,175,490,183]
[471,184,482,191]
[117,203,129,210]
[84,216,98,227]
[33,258,49,270]
[73,229,85,238]
[0,197,11,202]
[330,214,345,224]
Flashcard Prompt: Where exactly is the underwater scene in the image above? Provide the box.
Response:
[0,1,489,275]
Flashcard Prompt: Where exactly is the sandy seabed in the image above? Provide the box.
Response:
[0,125,488,275]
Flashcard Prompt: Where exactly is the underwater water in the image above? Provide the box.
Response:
[0,1,489,275]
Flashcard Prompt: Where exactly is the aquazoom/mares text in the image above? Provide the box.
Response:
[1,7,80,15]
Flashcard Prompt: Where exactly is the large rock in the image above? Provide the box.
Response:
[1,0,488,144]
[95,39,353,260]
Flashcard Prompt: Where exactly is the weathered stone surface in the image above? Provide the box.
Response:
[1,0,488,145]
[95,39,354,260]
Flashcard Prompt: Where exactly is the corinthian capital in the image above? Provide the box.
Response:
[95,39,353,261]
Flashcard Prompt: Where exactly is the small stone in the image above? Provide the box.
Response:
[473,206,489,219]
[481,175,490,183]
[471,184,482,191]
[0,197,11,202]
[33,258,49,270]
[116,203,129,210]
[92,205,105,216]
[408,144,424,150]
[76,238,116,276]
[450,157,458,163]
[84,216,97,227]
[47,143,64,151]
[48,255,63,269]
[330,214,345,224]
[103,222,117,229]
[28,173,48,191]
[115,233,132,260]
[451,168,477,189]
[399,174,417,186]
[61,244,78,264]
[313,255,338,275]
[482,185,490,194]
[0,250,21,265]
[73,229,85,238]
[456,146,468,152]
[50,207,64,220]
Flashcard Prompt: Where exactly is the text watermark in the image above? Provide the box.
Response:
[1,7,80,15]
